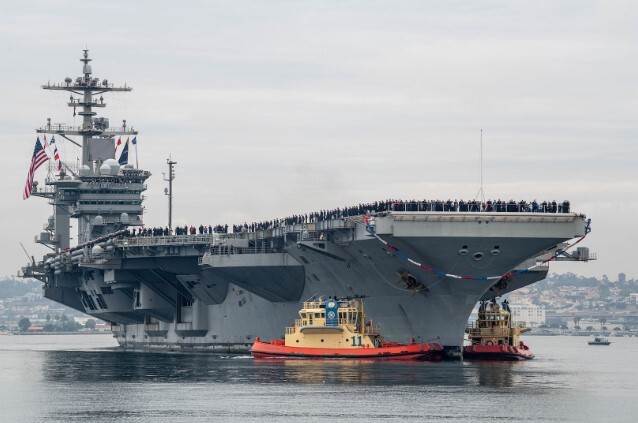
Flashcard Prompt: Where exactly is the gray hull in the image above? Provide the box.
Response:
[22,51,591,358]
[42,212,585,353]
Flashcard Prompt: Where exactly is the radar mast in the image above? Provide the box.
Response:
[32,49,149,249]
[38,49,137,167]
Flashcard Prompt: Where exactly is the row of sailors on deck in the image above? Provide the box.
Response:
[393,199,570,213]
[128,225,218,237]
[124,198,571,238]
[226,199,570,233]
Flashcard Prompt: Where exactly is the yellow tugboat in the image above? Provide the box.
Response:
[463,299,534,360]
[251,296,442,360]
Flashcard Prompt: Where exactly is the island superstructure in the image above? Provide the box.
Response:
[21,50,594,357]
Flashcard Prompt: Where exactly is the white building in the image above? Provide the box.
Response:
[510,303,546,327]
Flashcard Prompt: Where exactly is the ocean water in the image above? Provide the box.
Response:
[0,334,636,422]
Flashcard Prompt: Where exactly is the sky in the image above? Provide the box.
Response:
[1,1,636,279]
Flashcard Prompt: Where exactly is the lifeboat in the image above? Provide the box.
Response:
[463,299,535,360]
[250,296,442,360]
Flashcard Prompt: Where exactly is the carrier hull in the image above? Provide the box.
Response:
[21,51,593,358]
[35,212,587,355]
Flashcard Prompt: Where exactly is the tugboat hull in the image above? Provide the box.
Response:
[463,344,534,360]
[251,339,443,360]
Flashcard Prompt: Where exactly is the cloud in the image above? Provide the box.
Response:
[1,1,637,279]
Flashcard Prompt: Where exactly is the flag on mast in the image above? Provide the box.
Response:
[50,136,61,171]
[23,137,49,200]
[118,138,129,165]
[131,136,138,168]
[114,136,122,153]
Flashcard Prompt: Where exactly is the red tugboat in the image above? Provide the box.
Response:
[251,296,442,360]
[463,299,534,360]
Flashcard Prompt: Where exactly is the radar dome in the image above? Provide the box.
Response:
[93,215,104,226]
[120,213,129,223]
[91,245,104,256]
[104,159,120,175]
[79,165,91,177]
[99,163,111,175]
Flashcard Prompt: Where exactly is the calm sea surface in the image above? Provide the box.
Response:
[0,334,636,422]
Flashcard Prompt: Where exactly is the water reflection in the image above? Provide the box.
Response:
[42,350,544,389]
[16,336,638,423]
[465,361,519,387]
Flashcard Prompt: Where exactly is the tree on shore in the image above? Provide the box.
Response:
[60,314,80,332]
[599,317,607,330]
[18,318,31,332]
[586,326,594,332]
[84,319,96,330]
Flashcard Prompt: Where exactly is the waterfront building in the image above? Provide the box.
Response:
[510,303,546,327]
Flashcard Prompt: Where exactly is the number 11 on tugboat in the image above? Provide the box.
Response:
[250,296,443,360]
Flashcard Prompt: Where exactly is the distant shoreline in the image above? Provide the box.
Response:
[525,332,635,337]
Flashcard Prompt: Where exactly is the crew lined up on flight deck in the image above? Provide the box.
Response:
[125,199,571,237]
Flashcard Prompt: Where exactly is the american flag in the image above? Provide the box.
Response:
[23,137,49,200]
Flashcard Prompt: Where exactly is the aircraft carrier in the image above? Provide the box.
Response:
[21,50,594,357]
